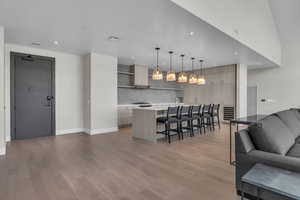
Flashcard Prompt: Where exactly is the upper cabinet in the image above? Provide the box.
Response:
[134,65,149,87]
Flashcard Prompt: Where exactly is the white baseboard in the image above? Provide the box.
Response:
[0,145,6,156]
[56,128,86,136]
[88,127,118,135]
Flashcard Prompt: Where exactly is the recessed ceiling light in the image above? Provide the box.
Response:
[189,31,195,36]
[108,36,120,41]
[234,51,238,56]
[54,41,59,45]
[31,42,41,46]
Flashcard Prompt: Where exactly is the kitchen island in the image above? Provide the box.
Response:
[132,104,183,142]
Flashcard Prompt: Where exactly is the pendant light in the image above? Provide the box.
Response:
[197,59,206,85]
[166,51,176,81]
[178,54,187,83]
[189,57,197,84]
[152,47,163,80]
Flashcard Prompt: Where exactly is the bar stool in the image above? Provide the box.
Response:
[178,106,194,139]
[193,104,205,134]
[157,106,181,143]
[202,104,213,131]
[190,105,201,134]
[211,104,221,129]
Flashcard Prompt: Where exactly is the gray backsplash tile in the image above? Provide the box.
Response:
[118,88,179,104]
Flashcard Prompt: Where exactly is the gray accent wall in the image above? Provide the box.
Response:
[183,64,236,120]
[118,64,183,104]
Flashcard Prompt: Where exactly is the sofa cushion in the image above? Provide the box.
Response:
[286,144,300,159]
[296,136,300,144]
[276,110,300,138]
[290,109,300,122]
[249,115,295,155]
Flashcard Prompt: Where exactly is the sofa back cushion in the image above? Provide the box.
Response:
[249,115,295,155]
[290,109,300,122]
[276,110,300,138]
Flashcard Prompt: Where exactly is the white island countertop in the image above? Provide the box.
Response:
[133,104,184,111]
[132,104,186,143]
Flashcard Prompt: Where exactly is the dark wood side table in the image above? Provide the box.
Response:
[229,115,267,165]
[241,163,300,200]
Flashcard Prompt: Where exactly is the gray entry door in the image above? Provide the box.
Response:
[13,54,55,140]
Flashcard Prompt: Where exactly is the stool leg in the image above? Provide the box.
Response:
[198,118,202,134]
[167,123,171,143]
[191,120,194,136]
[180,121,184,140]
[176,122,180,140]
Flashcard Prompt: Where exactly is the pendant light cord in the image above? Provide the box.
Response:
[156,49,159,68]
[169,51,173,71]
[191,57,194,72]
[200,60,204,76]
[181,54,184,72]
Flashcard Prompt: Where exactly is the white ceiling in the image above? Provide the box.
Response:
[0,0,276,71]
[268,0,300,46]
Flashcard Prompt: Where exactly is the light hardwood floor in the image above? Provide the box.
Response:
[0,125,238,200]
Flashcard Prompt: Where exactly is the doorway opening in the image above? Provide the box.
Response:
[10,52,55,140]
[247,86,258,116]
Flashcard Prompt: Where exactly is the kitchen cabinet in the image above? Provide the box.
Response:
[134,65,149,87]
[118,106,134,127]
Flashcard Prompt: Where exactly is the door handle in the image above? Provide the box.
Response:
[46,96,54,107]
[47,96,54,101]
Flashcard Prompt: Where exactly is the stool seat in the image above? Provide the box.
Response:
[157,117,178,123]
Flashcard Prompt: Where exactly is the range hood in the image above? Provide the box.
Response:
[134,65,149,88]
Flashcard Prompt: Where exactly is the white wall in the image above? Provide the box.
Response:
[4,44,85,140]
[0,27,5,155]
[236,64,247,118]
[170,0,281,65]
[89,53,118,134]
[83,54,91,131]
[248,42,300,114]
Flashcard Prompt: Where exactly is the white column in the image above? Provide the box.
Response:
[85,53,118,135]
[236,64,247,118]
[0,27,5,155]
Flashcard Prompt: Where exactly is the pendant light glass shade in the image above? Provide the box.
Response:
[166,51,176,81]
[197,76,206,85]
[152,68,163,80]
[152,47,163,80]
[189,57,197,84]
[166,71,176,81]
[197,60,206,85]
[189,74,198,84]
[177,54,187,83]
[178,72,187,83]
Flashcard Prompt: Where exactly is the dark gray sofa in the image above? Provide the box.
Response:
[236,109,300,200]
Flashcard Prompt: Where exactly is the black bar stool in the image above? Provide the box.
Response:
[211,104,221,129]
[178,106,194,139]
[157,106,181,143]
[193,104,205,134]
[202,104,213,131]
[190,105,201,134]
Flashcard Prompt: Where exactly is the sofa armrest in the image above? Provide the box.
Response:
[247,150,300,173]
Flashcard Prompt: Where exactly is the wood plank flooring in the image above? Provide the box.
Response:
[0,125,238,200]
